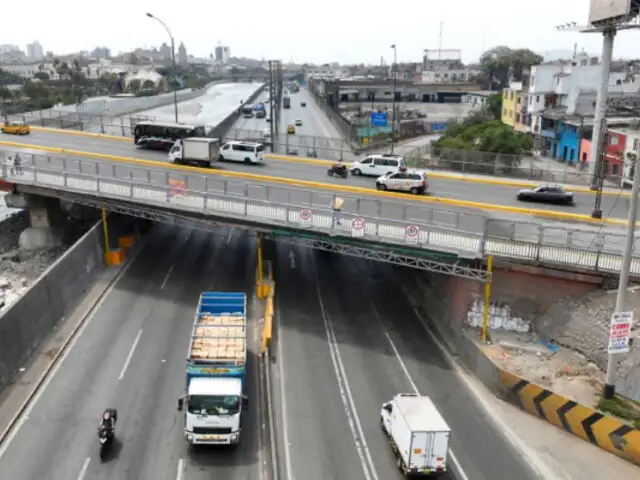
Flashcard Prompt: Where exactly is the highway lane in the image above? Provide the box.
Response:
[272,245,540,480]
[2,128,630,222]
[0,224,265,480]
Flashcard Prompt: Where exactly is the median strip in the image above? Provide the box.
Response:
[0,138,627,226]
[25,125,626,197]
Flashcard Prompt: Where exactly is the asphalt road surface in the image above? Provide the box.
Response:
[2,129,630,223]
[270,244,541,480]
[0,224,265,480]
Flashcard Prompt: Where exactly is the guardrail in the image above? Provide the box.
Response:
[1,150,638,275]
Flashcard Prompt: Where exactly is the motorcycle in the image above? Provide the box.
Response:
[98,427,113,462]
[327,164,348,179]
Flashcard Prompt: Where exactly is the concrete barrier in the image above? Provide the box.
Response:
[214,84,266,139]
[0,215,147,395]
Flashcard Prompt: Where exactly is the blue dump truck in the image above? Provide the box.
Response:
[177,292,249,446]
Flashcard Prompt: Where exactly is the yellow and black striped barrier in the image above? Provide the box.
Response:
[260,283,275,355]
[498,370,640,465]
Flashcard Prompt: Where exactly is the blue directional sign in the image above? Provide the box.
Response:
[370,112,388,127]
[430,122,448,132]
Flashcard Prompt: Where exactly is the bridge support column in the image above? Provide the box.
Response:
[18,195,66,251]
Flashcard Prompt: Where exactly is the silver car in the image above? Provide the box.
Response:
[376,170,428,195]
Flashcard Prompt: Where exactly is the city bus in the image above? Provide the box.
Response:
[133,121,207,151]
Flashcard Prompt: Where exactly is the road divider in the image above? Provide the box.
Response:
[19,126,626,196]
[0,139,628,226]
[30,126,130,142]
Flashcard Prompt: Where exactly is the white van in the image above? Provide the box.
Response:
[349,154,406,177]
[219,141,265,164]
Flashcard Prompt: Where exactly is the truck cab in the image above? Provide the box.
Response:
[180,377,248,445]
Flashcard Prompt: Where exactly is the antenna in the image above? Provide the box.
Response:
[438,21,443,59]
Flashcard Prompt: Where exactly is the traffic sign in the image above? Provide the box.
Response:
[351,217,365,237]
[405,225,420,244]
[299,208,313,226]
[608,311,633,354]
[370,112,388,127]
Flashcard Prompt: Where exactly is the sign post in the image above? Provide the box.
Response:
[608,311,633,355]
[299,208,313,226]
[351,217,365,237]
[405,225,420,245]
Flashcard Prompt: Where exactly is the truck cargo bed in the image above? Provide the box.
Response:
[191,314,245,362]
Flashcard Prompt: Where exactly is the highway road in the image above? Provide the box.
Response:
[270,243,541,480]
[0,224,266,480]
[1,129,630,223]
[226,88,347,159]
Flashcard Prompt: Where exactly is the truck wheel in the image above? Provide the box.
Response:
[397,457,403,473]
[380,417,386,433]
[244,157,252,164]
[219,155,225,162]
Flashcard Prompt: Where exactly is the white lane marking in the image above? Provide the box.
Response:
[275,302,294,480]
[315,281,379,480]
[0,254,138,459]
[160,264,175,290]
[175,458,184,480]
[226,228,234,245]
[404,293,552,480]
[118,329,143,380]
[368,300,469,480]
[76,457,91,480]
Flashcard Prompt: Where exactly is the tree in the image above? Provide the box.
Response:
[128,78,141,93]
[485,93,502,120]
[479,46,543,89]
[141,79,156,90]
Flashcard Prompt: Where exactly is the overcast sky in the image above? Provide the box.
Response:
[4,1,640,64]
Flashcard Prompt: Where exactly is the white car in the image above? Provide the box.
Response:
[263,128,271,138]
[376,169,428,195]
[350,154,406,177]
[219,141,265,164]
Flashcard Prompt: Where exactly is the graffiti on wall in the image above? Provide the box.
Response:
[466,297,531,333]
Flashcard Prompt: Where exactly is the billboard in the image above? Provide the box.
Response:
[589,0,639,25]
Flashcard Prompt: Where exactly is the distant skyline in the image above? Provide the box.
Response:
[4,1,640,64]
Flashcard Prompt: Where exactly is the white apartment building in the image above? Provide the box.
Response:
[420,67,473,83]
[526,54,640,134]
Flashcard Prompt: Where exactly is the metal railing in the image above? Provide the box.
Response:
[1,149,638,275]
[407,146,617,187]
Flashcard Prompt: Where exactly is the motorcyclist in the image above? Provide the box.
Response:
[98,409,117,438]
[332,158,346,172]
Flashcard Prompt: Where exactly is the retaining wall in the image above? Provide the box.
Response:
[214,84,266,139]
[307,89,357,142]
[0,221,105,393]
[400,266,640,466]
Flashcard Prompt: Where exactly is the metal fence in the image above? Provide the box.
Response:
[1,148,637,276]
[406,146,608,187]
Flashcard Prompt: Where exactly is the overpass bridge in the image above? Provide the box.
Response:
[0,147,636,279]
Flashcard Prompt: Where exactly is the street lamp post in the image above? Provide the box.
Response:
[390,44,397,154]
[146,12,179,123]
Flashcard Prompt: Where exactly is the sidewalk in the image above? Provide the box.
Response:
[460,362,640,480]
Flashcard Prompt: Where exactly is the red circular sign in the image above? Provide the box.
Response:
[405,225,419,238]
[300,209,312,221]
[351,217,365,230]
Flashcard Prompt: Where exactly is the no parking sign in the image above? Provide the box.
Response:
[351,217,365,237]
[405,225,420,244]
[299,208,313,226]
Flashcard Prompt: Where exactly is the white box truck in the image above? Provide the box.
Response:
[169,137,220,167]
[380,393,450,476]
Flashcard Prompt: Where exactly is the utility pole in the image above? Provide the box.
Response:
[390,44,397,154]
[606,152,640,398]
[554,3,640,399]
[146,12,179,123]
[268,61,275,152]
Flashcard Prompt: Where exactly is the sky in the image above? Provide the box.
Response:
[3,1,640,65]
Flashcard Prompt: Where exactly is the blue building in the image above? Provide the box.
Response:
[539,115,584,165]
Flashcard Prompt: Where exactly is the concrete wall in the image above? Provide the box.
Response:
[214,84,266,139]
[307,88,357,142]
[0,221,105,393]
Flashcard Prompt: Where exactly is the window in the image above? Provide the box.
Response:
[634,138,639,151]
[503,108,507,116]
[609,135,619,146]
[517,96,521,104]
[536,95,540,103]
[515,113,521,123]
[531,75,535,86]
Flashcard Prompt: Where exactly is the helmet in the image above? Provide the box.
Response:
[398,165,408,172]
[103,412,111,420]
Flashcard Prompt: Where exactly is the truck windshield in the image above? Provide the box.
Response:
[188,395,240,416]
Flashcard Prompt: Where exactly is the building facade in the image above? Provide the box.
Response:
[501,86,519,127]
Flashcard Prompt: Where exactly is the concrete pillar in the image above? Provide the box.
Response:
[18,195,66,251]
